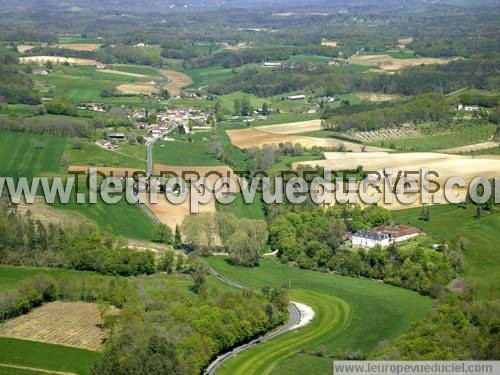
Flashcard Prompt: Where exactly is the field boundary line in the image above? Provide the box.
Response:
[0,363,77,375]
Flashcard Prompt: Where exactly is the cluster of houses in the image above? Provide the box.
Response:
[78,103,106,112]
[350,225,421,249]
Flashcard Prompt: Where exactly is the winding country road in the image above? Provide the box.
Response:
[205,265,310,375]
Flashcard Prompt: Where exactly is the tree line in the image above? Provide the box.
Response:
[0,202,156,276]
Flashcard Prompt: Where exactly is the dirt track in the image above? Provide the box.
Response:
[161,70,193,96]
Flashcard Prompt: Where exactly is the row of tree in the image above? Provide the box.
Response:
[0,203,156,276]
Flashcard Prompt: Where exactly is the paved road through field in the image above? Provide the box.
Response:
[204,265,304,375]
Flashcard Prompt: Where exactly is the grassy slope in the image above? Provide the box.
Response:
[206,257,432,375]
[392,204,500,298]
[0,338,100,375]
[0,266,97,292]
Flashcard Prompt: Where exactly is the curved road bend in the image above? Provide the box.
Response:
[205,265,302,375]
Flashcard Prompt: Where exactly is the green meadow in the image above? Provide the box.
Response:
[153,131,222,166]
[0,131,65,178]
[392,204,500,298]
[0,338,100,375]
[206,256,432,375]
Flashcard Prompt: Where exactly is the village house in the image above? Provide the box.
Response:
[78,103,106,112]
[95,140,118,150]
[33,70,49,76]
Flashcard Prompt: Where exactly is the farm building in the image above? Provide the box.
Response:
[352,231,390,248]
[263,62,282,68]
[373,225,421,243]
[352,225,421,249]
[287,94,306,100]
[107,133,125,141]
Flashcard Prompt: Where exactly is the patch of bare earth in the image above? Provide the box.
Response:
[357,92,399,102]
[349,54,448,71]
[321,40,337,47]
[161,70,193,96]
[16,45,36,53]
[0,302,109,351]
[145,193,216,230]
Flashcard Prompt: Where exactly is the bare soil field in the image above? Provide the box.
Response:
[116,82,157,95]
[16,45,36,53]
[67,166,145,177]
[53,43,102,51]
[321,40,337,47]
[161,70,193,96]
[145,192,216,230]
[16,197,91,227]
[19,56,98,65]
[357,92,399,102]
[256,119,323,134]
[0,302,107,351]
[226,126,385,151]
[349,54,448,71]
[293,152,500,209]
[439,141,500,154]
